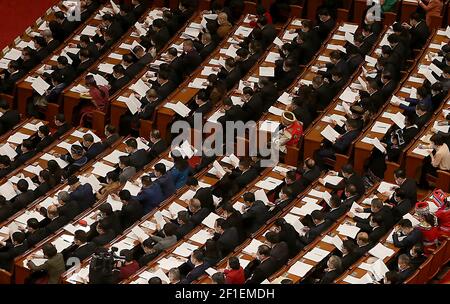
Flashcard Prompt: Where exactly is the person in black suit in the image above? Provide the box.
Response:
[216,158,259,199]
[256,16,276,48]
[265,231,289,267]
[299,211,333,245]
[216,58,242,91]
[393,169,418,203]
[124,138,148,170]
[234,47,257,75]
[0,196,13,222]
[393,219,423,252]
[352,198,395,231]
[396,254,415,283]
[188,198,211,225]
[81,133,104,160]
[353,232,374,257]
[72,48,94,75]
[23,218,47,247]
[103,124,120,148]
[217,97,247,126]
[357,24,378,55]
[320,164,365,198]
[132,45,153,67]
[340,239,360,270]
[62,230,97,262]
[32,36,49,61]
[118,190,144,229]
[151,19,171,52]
[33,125,54,154]
[11,179,35,211]
[405,13,430,50]
[174,210,195,240]
[316,8,336,40]
[0,61,25,94]
[241,86,265,121]
[197,32,217,60]
[325,194,347,222]
[0,232,28,271]
[273,218,302,257]
[0,99,20,135]
[358,80,384,114]
[119,88,159,137]
[73,35,100,60]
[341,184,361,209]
[33,170,53,198]
[367,214,387,243]
[211,218,240,257]
[386,188,413,221]
[409,243,427,268]
[318,255,343,284]
[245,245,279,284]
[180,39,202,78]
[275,57,300,91]
[44,205,69,234]
[56,191,79,220]
[319,50,350,81]
[241,192,269,234]
[179,249,209,284]
[147,129,167,162]
[268,186,294,217]
[311,75,335,111]
[186,90,213,127]
[314,119,361,169]
[107,64,131,95]
[153,69,176,102]
[68,176,95,212]
[91,218,117,247]
[52,113,71,140]
[42,29,59,53]
[186,177,214,211]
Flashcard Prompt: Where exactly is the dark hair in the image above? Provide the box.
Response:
[119,189,131,201]
[228,256,240,270]
[125,138,138,149]
[154,163,167,175]
[243,192,255,202]
[42,243,57,258]
[398,219,413,228]
[74,230,87,243]
[17,179,29,192]
[148,277,162,284]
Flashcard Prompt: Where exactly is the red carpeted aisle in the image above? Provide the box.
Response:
[0,0,58,49]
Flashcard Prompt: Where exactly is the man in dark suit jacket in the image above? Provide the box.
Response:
[0,100,20,135]
[394,169,417,203]
[316,9,336,40]
[124,138,148,170]
[108,65,131,94]
[228,158,259,191]
[133,177,164,214]
[180,40,202,78]
[180,249,209,284]
[241,192,269,234]
[266,232,289,266]
[103,124,120,148]
[52,114,71,140]
[407,13,430,50]
[213,218,240,257]
[82,134,105,160]
[24,218,48,247]
[245,245,279,284]
[44,205,69,234]
[154,70,177,102]
[62,230,97,262]
[367,214,387,243]
[198,32,217,60]
[311,75,335,111]
[174,210,195,239]
[186,177,214,211]
[217,58,242,91]
[188,198,211,225]
[257,16,277,48]
[314,119,361,169]
[319,255,343,284]
[397,254,416,283]
[72,49,94,75]
[275,57,300,91]
[393,219,423,252]
[147,130,167,162]
[217,97,247,126]
[0,61,25,94]
[56,191,79,220]
[299,211,333,245]
[68,176,95,211]
[353,232,374,257]
[325,195,348,222]
[11,179,35,211]
[0,232,28,271]
[91,219,116,246]
[321,164,365,198]
[116,190,144,229]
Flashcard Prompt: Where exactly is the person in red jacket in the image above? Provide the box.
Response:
[224,257,245,284]
[418,213,440,253]
[436,199,450,238]
[118,249,140,281]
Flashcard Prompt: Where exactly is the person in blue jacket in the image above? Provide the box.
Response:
[133,175,164,214]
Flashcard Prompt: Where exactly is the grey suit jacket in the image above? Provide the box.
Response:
[119,167,136,184]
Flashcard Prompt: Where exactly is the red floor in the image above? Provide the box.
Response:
[0,0,58,49]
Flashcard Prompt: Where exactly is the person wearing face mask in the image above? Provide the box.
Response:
[353,232,374,257]
[31,125,54,153]
[350,198,394,231]
[55,191,79,220]
[0,60,25,94]
[358,79,384,113]
[429,82,447,110]
[72,48,94,76]
[216,57,242,90]
[116,156,136,185]
[22,218,47,247]
[90,203,122,239]
[11,139,35,169]
[33,170,54,198]
[339,239,359,269]
[418,133,450,188]
[185,89,213,126]
[393,86,430,114]
[299,210,333,245]
[179,39,202,77]
[268,186,294,217]
[408,242,427,268]
[274,58,300,90]
[320,164,365,197]
[68,175,95,212]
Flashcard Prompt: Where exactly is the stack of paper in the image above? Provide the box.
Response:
[243,239,264,255]
[368,243,395,259]
[337,224,360,238]
[202,212,221,229]
[287,261,313,277]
